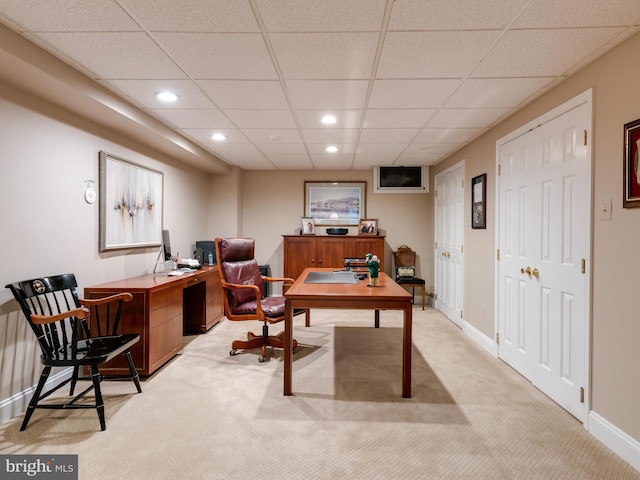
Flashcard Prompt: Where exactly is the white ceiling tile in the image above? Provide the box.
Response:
[354,144,406,167]
[120,0,259,32]
[154,33,278,79]
[36,32,186,79]
[242,129,303,144]
[223,110,297,129]
[404,143,462,155]
[209,143,268,163]
[302,129,359,144]
[472,28,627,77]
[377,31,501,79]
[295,110,362,129]
[368,80,460,109]
[286,80,369,109]
[395,153,444,166]
[356,144,407,156]
[445,78,555,108]
[105,80,215,109]
[0,0,634,171]
[514,0,640,28]
[180,128,248,144]
[0,1,140,30]
[415,128,483,144]
[255,143,307,155]
[307,144,355,155]
[266,154,314,169]
[196,80,289,109]
[353,156,391,169]
[428,108,512,129]
[255,0,386,32]
[150,109,232,129]
[363,109,436,129]
[270,33,379,79]
[359,129,419,143]
[388,0,529,30]
[308,153,355,169]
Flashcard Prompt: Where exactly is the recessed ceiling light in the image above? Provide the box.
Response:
[211,133,226,141]
[326,146,338,153]
[156,91,179,102]
[321,114,337,125]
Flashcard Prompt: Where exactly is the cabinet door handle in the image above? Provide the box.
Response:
[318,258,322,264]
[311,258,315,263]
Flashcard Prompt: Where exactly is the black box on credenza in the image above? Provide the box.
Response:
[195,240,216,265]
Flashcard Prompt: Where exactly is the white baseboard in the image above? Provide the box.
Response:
[588,411,640,471]
[0,368,72,425]
[462,320,498,357]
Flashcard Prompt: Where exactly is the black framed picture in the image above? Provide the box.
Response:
[471,174,486,229]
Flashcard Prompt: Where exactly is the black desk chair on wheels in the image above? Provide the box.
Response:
[393,245,427,310]
[6,274,141,431]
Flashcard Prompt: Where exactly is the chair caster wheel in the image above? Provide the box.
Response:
[258,356,266,363]
[230,349,237,356]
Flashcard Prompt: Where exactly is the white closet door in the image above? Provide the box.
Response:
[498,101,589,421]
[435,162,464,326]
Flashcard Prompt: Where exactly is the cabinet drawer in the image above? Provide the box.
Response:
[149,316,183,367]
[149,300,182,329]
[150,286,181,310]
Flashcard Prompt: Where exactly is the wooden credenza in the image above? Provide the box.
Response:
[84,265,223,376]
[283,235,385,279]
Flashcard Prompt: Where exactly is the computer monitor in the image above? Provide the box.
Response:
[162,230,172,261]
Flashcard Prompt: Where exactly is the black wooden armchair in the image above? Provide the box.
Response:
[5,274,141,431]
[215,237,307,362]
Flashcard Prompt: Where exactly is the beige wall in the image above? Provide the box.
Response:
[432,31,640,442]
[237,170,431,287]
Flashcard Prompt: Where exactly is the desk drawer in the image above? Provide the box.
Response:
[150,286,181,310]
[149,315,183,368]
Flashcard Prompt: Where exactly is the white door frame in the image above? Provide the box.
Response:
[494,89,593,423]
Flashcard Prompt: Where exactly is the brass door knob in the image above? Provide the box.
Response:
[532,268,539,279]
[521,267,532,276]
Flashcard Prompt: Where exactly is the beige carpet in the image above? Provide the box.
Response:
[1,307,638,480]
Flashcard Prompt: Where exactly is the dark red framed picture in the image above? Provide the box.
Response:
[624,118,640,208]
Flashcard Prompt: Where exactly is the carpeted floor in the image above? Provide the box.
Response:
[1,307,638,479]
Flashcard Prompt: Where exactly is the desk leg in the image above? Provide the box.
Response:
[402,302,413,398]
[374,310,380,328]
[284,298,293,396]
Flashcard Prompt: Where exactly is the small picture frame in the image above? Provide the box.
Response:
[301,217,316,235]
[471,174,486,229]
[358,218,378,235]
[624,118,640,208]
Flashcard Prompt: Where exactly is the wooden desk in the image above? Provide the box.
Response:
[283,268,413,398]
[84,265,223,376]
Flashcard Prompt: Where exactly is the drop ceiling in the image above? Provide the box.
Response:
[0,0,639,172]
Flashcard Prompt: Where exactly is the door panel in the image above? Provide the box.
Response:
[317,237,349,269]
[283,236,316,278]
[435,163,464,325]
[498,102,588,420]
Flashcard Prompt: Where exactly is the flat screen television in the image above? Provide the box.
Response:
[374,166,429,193]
